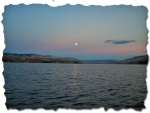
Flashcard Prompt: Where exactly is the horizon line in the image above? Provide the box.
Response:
[3,52,148,61]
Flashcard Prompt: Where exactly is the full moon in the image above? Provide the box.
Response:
[75,43,77,46]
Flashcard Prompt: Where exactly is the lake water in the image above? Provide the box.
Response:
[3,63,147,110]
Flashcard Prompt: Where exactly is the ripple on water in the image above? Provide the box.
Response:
[4,63,147,110]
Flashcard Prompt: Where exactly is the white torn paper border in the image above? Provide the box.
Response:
[0,0,150,113]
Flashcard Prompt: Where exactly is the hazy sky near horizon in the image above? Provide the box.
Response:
[3,5,147,60]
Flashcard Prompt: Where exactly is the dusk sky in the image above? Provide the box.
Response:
[3,5,147,60]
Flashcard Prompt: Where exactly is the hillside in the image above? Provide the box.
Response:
[83,55,148,64]
[2,53,82,64]
[119,55,148,64]
[2,53,148,64]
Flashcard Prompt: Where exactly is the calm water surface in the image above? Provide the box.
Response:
[3,63,147,110]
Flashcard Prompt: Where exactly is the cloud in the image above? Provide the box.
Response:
[105,40,136,44]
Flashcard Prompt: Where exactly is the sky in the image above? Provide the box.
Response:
[2,5,147,60]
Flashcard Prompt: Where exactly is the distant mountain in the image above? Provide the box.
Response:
[82,60,120,64]
[83,55,148,64]
[119,55,148,64]
[2,53,82,64]
[2,53,148,64]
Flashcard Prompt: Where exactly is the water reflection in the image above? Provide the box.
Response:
[72,64,79,76]
[68,64,80,94]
